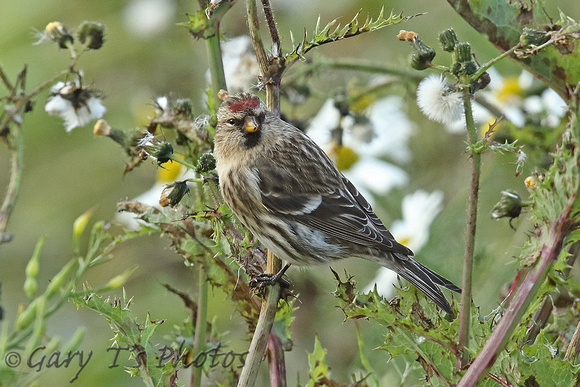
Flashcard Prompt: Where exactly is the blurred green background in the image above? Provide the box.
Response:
[1,0,577,385]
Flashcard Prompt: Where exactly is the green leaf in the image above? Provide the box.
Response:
[285,8,410,63]
[307,336,330,385]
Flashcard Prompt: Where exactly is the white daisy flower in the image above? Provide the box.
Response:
[307,97,412,202]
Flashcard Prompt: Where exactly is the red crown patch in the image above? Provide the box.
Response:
[229,97,260,112]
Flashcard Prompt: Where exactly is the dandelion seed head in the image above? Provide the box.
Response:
[417,75,463,125]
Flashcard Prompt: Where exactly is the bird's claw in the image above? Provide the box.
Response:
[249,263,292,290]
[249,272,290,290]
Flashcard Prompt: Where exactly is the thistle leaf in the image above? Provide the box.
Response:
[285,9,411,63]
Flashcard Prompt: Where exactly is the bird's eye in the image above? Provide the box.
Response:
[227,118,236,125]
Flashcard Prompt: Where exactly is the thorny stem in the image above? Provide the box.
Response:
[245,0,281,114]
[457,87,480,370]
[260,0,281,57]
[457,204,573,386]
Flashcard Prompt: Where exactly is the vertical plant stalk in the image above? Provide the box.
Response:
[245,0,281,114]
[238,1,286,386]
[564,319,580,361]
[192,266,209,387]
[237,253,281,387]
[457,206,573,386]
[0,124,23,244]
[0,66,27,244]
[206,31,228,109]
[457,88,480,369]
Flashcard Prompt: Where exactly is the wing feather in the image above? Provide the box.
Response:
[255,152,411,255]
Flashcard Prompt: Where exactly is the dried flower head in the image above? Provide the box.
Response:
[35,21,74,48]
[159,180,191,207]
[45,81,106,132]
[137,131,174,165]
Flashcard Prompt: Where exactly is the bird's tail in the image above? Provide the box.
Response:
[385,253,461,315]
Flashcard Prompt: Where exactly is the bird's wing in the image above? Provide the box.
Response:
[256,155,412,256]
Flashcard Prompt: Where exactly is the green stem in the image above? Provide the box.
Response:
[192,266,208,387]
[315,57,423,81]
[168,154,198,172]
[206,31,227,111]
[470,43,521,83]
[457,88,480,370]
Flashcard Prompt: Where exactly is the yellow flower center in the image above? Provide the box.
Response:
[331,144,359,171]
[398,236,411,246]
[157,154,183,182]
[496,77,523,103]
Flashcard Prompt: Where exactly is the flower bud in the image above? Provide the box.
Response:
[196,153,216,174]
[101,266,138,291]
[45,260,76,299]
[15,298,39,330]
[159,180,191,207]
[398,30,436,70]
[96,122,129,147]
[45,336,62,354]
[45,21,74,49]
[464,61,478,76]
[520,28,550,47]
[208,114,218,128]
[491,190,522,220]
[439,29,459,52]
[25,297,47,356]
[78,21,105,50]
[410,39,436,70]
[24,278,38,299]
[455,42,472,63]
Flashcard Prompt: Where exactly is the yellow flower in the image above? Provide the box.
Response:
[495,76,524,103]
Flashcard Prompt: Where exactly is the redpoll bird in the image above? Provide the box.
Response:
[214,92,461,314]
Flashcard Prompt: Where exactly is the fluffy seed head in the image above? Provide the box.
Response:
[416,75,463,125]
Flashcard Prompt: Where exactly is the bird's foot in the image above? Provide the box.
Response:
[249,263,291,290]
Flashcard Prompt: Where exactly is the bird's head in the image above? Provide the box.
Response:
[215,92,269,150]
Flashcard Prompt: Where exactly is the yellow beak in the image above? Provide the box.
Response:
[244,116,259,133]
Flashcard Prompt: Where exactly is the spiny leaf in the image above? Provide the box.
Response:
[285,8,411,63]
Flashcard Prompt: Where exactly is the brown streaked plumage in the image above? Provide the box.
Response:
[214,92,460,314]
